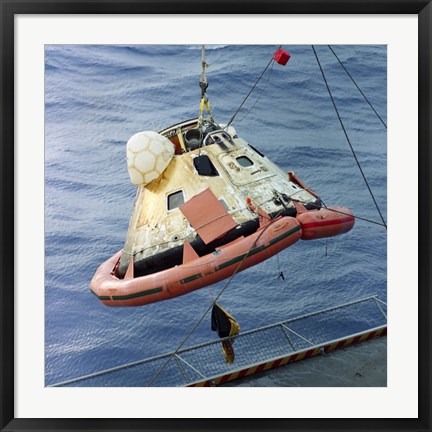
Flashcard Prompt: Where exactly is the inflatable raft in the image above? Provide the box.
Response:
[91,201,354,307]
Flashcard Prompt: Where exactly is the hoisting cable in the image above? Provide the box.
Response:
[311,45,387,230]
[327,45,387,129]
[226,45,281,128]
[198,45,212,126]
[328,45,387,129]
[236,60,276,125]
[146,207,286,386]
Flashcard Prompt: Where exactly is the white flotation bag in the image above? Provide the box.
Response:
[126,131,174,186]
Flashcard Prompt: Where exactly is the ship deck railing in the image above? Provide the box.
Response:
[50,295,387,387]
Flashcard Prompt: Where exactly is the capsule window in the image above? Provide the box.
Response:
[167,190,185,211]
[236,156,254,167]
[193,155,219,176]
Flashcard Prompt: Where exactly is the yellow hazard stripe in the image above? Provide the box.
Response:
[187,326,386,387]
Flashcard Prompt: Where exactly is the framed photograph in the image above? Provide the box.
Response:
[1,1,430,431]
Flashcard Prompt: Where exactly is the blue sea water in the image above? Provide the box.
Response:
[44,44,387,386]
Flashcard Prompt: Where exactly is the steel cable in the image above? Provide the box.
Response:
[311,45,387,230]
[328,45,387,129]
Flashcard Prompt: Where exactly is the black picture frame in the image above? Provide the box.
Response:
[1,1,430,431]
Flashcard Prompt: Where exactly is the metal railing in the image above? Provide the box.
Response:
[51,295,387,387]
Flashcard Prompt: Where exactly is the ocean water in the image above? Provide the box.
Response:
[44,44,387,386]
